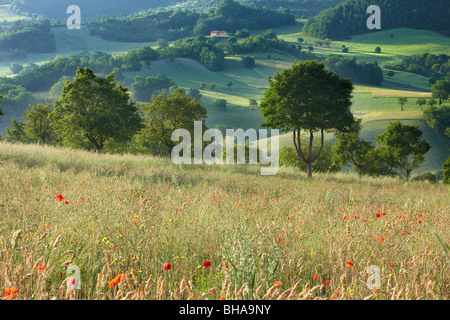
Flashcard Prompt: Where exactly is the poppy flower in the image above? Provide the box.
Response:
[57,194,64,201]
[345,262,354,268]
[273,281,282,287]
[64,200,70,204]
[401,232,405,236]
[376,213,381,218]
[313,274,318,281]
[164,263,172,271]
[204,261,211,268]
[276,237,281,243]
[323,280,330,286]
[380,237,386,242]
[389,263,394,268]
[39,265,45,271]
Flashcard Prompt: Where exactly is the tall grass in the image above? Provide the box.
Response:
[0,142,448,300]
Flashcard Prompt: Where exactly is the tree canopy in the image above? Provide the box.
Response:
[139,88,207,152]
[260,60,355,177]
[376,121,431,181]
[49,67,142,153]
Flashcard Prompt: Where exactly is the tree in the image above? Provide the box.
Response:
[376,121,431,182]
[260,60,355,177]
[342,47,349,53]
[242,56,255,69]
[443,155,450,184]
[156,39,169,49]
[50,67,142,153]
[397,97,408,111]
[387,71,395,78]
[416,98,426,111]
[10,63,23,74]
[5,118,28,143]
[248,99,258,109]
[308,46,314,52]
[427,99,437,107]
[139,88,207,152]
[432,80,450,105]
[280,142,341,173]
[333,119,375,178]
[214,99,227,109]
[189,88,202,100]
[375,47,382,53]
[23,104,55,145]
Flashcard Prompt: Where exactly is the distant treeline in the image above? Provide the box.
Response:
[303,0,450,39]
[87,0,296,42]
[0,19,55,54]
[385,53,450,85]
[160,0,345,18]
[10,0,180,19]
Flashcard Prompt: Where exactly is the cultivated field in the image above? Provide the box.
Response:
[0,142,448,300]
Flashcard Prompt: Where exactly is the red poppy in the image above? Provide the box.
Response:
[64,200,70,204]
[401,232,405,236]
[389,263,394,268]
[323,280,330,286]
[345,262,354,268]
[38,265,45,271]
[57,194,64,201]
[380,237,386,242]
[164,263,172,271]
[276,237,281,243]
[273,281,282,287]
[313,274,318,281]
[204,261,211,268]
[376,213,381,218]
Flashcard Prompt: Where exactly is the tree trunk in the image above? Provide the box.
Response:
[306,162,313,178]
[358,166,363,179]
[404,168,410,182]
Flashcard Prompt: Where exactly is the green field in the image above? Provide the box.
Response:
[0,4,29,22]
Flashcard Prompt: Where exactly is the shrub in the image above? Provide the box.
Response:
[413,172,437,183]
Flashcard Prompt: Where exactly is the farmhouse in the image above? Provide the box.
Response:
[210,30,228,37]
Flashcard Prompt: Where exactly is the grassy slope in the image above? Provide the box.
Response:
[0,142,448,300]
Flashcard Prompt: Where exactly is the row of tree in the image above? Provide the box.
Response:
[0,19,55,53]
[385,53,450,85]
[1,63,448,183]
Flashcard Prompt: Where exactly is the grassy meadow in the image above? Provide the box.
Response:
[0,142,448,300]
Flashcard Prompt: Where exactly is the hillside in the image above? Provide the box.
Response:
[9,0,346,19]
[303,0,450,39]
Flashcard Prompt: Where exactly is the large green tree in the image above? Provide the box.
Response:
[50,67,142,153]
[23,104,55,145]
[139,88,207,152]
[376,121,431,182]
[260,60,355,177]
[333,119,375,178]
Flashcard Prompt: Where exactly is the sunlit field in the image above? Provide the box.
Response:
[0,142,448,300]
